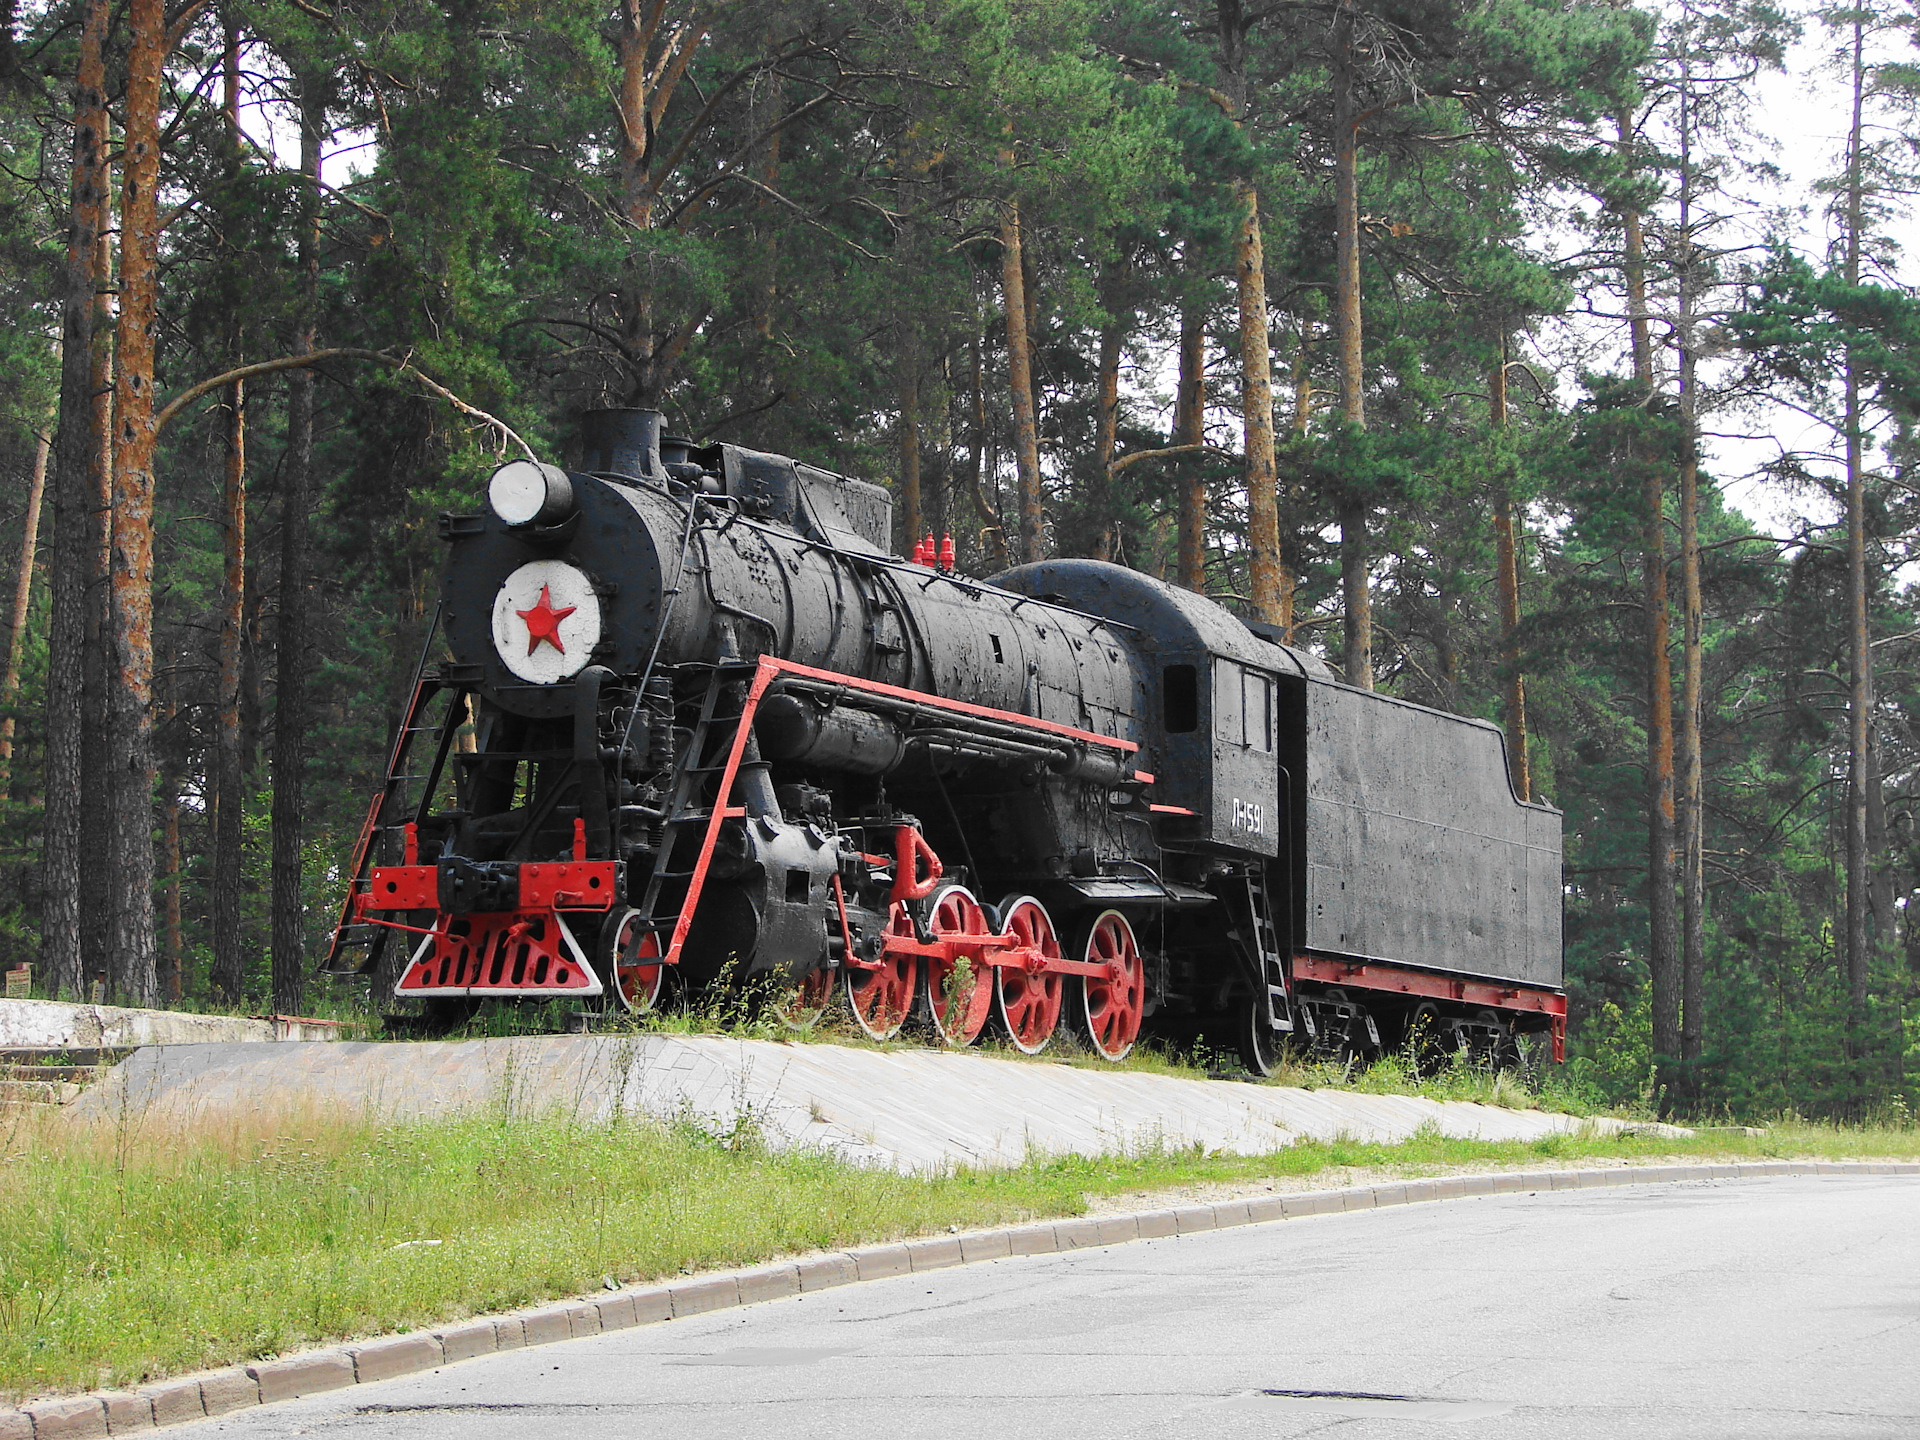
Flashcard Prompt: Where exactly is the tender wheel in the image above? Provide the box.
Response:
[1496,1027,1534,1076]
[1237,993,1281,1077]
[994,895,1064,1054]
[601,907,664,1013]
[922,884,994,1046]
[1068,909,1144,1061]
[845,903,920,1040]
[1403,1000,1456,1074]
[770,965,836,1030]
[1473,1008,1508,1066]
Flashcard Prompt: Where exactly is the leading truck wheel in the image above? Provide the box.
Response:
[994,895,1064,1055]
[1069,910,1144,1061]
[601,907,664,1013]
[770,965,836,1031]
[845,903,920,1041]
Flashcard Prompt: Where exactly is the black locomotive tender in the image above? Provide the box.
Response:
[331,409,1565,1071]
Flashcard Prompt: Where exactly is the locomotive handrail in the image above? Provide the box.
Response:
[767,679,1128,765]
[764,664,1138,754]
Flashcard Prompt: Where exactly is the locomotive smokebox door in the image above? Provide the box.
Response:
[1210,659,1281,857]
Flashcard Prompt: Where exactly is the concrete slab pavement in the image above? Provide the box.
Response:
[70,1033,1678,1170]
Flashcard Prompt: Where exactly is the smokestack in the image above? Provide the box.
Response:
[581,408,664,481]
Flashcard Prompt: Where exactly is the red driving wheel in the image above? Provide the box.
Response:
[846,904,920,1040]
[1070,909,1144,1061]
[994,895,1064,1054]
[922,884,994,1046]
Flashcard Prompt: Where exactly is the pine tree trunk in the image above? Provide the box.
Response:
[1091,306,1122,562]
[105,0,166,1005]
[1000,199,1044,564]
[1339,499,1370,685]
[215,13,247,1009]
[77,253,113,994]
[1175,303,1207,592]
[1844,365,1872,1053]
[612,9,708,402]
[1021,243,1042,444]
[161,785,183,1001]
[1643,455,1679,1099]
[156,680,183,1002]
[927,350,952,544]
[1236,182,1290,631]
[1332,73,1364,431]
[1841,20,1874,1078]
[42,0,111,1002]
[1292,316,1312,436]
[1678,435,1704,1088]
[964,332,1006,569]
[1675,83,1705,1093]
[897,354,922,553]
[1489,349,1530,802]
[0,419,51,788]
[1332,41,1371,685]
[746,58,784,439]
[1618,106,1679,1097]
[211,381,246,1005]
[270,81,322,1018]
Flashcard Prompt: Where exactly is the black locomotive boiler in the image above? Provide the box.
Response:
[330,409,1565,1071]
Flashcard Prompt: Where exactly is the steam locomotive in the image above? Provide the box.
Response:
[328,409,1565,1072]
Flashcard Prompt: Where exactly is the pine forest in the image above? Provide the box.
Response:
[0,0,1916,1118]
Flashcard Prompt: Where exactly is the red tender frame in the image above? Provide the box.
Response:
[1291,953,1568,1060]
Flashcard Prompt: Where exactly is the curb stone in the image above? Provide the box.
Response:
[133,1382,201,1429]
[19,1399,103,1440]
[98,1396,152,1436]
[244,1353,353,1406]
[6,1159,1916,1433]
[193,1370,257,1420]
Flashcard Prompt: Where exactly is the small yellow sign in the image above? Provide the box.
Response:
[4,965,29,999]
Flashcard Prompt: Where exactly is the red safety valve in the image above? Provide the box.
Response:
[938,533,956,571]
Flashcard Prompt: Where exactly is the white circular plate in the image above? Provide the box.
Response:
[491,560,603,684]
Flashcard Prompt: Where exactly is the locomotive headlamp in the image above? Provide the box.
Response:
[487,459,575,527]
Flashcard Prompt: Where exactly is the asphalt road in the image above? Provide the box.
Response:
[200,1175,1919,1439]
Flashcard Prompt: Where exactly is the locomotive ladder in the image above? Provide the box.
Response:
[1242,867,1294,1033]
[324,607,464,977]
[628,664,753,941]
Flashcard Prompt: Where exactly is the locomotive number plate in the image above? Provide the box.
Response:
[1231,799,1265,836]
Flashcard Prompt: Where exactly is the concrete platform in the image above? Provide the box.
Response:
[0,998,341,1049]
[69,1035,1676,1170]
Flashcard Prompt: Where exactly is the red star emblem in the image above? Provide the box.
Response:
[515,584,577,655]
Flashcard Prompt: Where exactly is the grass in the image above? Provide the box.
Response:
[0,1092,1913,1404]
